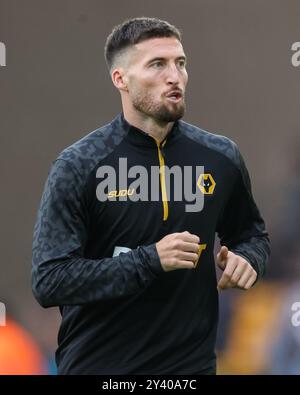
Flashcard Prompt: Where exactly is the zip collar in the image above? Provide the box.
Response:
[119,113,180,148]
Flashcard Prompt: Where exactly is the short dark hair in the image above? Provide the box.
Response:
[104,17,182,70]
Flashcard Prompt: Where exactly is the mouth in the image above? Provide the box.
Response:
[165,90,183,103]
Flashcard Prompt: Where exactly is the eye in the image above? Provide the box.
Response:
[177,59,186,69]
[151,61,164,69]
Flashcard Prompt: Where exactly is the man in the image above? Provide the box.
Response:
[32,17,270,374]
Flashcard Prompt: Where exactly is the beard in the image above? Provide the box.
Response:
[131,89,186,123]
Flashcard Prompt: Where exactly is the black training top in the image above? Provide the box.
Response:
[32,113,270,374]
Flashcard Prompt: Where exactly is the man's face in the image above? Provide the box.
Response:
[123,37,188,123]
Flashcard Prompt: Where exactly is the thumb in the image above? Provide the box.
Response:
[217,246,229,269]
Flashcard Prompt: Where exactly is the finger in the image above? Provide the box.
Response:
[178,251,199,263]
[244,273,257,290]
[217,276,229,290]
[180,231,200,244]
[217,256,227,270]
[217,260,238,289]
[217,246,229,270]
[218,246,229,261]
[177,260,196,270]
[230,260,247,284]
[236,267,254,289]
[181,241,200,253]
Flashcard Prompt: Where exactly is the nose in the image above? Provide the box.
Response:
[165,64,181,85]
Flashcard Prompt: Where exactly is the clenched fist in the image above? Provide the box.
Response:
[156,231,200,272]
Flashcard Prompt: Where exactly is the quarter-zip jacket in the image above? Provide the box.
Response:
[32,113,270,374]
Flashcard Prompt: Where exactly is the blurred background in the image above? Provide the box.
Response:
[0,0,300,374]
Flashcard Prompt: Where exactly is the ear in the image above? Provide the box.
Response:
[111,68,129,92]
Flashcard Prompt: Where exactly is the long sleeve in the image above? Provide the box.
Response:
[216,146,270,279]
[32,159,163,308]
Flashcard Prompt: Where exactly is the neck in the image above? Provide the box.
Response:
[123,107,174,143]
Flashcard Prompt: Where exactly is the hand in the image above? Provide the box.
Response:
[156,231,200,272]
[217,246,257,291]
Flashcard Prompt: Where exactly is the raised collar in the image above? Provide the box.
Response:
[118,113,180,148]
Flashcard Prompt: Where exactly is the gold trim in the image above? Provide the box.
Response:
[155,140,169,221]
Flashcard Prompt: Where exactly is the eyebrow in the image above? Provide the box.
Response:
[146,55,187,65]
